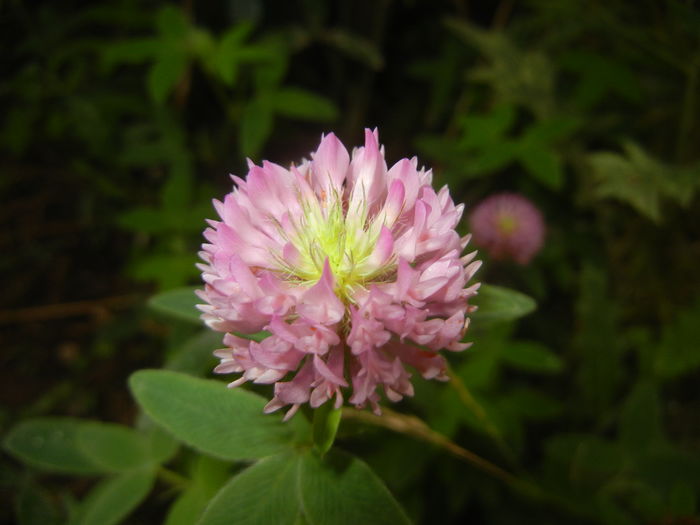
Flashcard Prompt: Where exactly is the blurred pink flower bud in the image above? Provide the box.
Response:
[469,193,545,265]
[198,129,480,419]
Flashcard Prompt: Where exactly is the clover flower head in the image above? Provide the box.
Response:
[198,129,480,419]
[469,192,545,265]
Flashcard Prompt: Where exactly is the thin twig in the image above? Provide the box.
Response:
[0,294,140,324]
[342,407,521,488]
[342,407,597,521]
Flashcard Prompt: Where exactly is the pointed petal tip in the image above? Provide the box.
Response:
[319,257,338,286]
[364,128,379,148]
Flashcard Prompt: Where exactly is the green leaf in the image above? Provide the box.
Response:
[637,448,700,489]
[525,116,579,142]
[101,38,159,72]
[4,419,102,474]
[588,142,698,222]
[564,436,625,487]
[16,480,59,525]
[235,44,281,65]
[200,450,411,525]
[251,39,288,90]
[596,493,638,525]
[471,284,536,323]
[4,419,152,475]
[143,422,179,465]
[72,469,155,525]
[513,117,580,190]
[321,29,383,70]
[149,287,202,324]
[129,370,309,461]
[272,88,338,122]
[459,105,516,149]
[589,149,661,221]
[464,141,518,176]
[456,340,501,390]
[500,341,563,374]
[117,207,172,234]
[574,265,623,416]
[161,169,194,212]
[517,144,564,190]
[189,28,216,64]
[445,18,554,117]
[156,6,189,38]
[165,330,221,376]
[298,450,411,525]
[560,51,643,109]
[240,98,274,158]
[148,52,188,105]
[198,453,303,525]
[131,253,199,290]
[445,17,510,61]
[76,423,154,472]
[653,300,700,379]
[165,488,209,525]
[498,388,563,420]
[618,382,664,454]
[668,482,697,517]
[414,135,463,163]
[164,456,230,525]
[214,22,254,85]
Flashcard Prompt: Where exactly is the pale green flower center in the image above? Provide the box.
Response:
[496,213,518,235]
[278,192,393,300]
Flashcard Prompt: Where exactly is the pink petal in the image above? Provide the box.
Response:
[311,133,350,194]
[313,353,348,386]
[249,338,303,370]
[367,226,394,268]
[296,259,344,324]
[382,178,406,226]
[200,128,482,417]
[271,360,314,405]
[348,129,387,212]
[228,255,261,298]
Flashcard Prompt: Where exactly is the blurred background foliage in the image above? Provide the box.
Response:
[1,0,700,524]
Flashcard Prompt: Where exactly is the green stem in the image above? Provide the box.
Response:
[312,402,342,456]
[342,408,595,521]
[157,466,189,489]
[342,407,518,487]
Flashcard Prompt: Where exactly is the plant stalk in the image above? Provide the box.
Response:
[312,402,342,456]
[342,407,596,522]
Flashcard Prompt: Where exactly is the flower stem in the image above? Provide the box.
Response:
[342,407,517,486]
[342,407,594,521]
[312,402,342,456]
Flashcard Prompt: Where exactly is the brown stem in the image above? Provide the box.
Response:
[342,407,597,521]
[0,294,140,324]
[342,407,520,488]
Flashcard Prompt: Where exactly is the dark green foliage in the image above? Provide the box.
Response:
[2,1,700,524]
